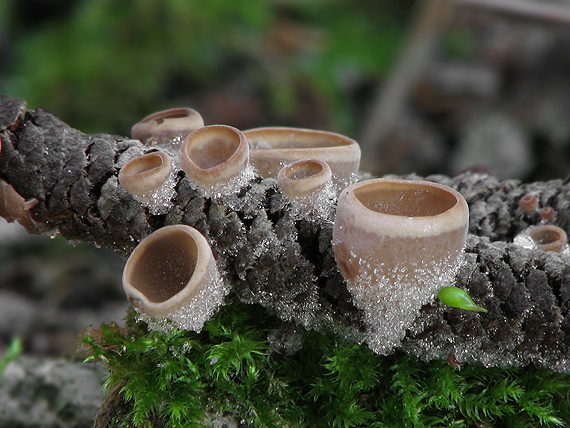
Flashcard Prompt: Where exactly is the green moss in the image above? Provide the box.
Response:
[81,296,570,427]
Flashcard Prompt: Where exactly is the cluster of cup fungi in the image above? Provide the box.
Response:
[118,106,477,352]
[515,194,568,254]
[2,103,568,352]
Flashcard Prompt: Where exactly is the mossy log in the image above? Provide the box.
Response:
[2,94,570,373]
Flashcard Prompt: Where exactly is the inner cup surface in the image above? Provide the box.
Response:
[285,160,323,180]
[354,182,457,217]
[129,230,198,303]
[124,153,164,176]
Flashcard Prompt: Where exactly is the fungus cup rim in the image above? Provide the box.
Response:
[338,178,469,238]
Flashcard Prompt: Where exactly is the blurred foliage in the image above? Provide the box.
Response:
[1,0,413,135]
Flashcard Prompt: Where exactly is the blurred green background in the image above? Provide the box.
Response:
[0,0,414,136]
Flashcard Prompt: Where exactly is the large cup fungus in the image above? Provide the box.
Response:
[122,225,227,332]
[179,125,251,196]
[333,178,469,353]
[131,107,205,148]
[244,127,360,192]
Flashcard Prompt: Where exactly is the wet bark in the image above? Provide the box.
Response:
[1,94,570,372]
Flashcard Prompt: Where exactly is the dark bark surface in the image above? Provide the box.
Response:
[2,94,570,372]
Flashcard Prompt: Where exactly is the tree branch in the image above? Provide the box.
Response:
[2,94,570,372]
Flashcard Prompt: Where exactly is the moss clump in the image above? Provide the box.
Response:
[81,296,570,427]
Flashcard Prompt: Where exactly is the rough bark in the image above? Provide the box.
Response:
[2,94,570,372]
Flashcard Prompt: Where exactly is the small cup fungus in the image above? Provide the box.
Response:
[131,107,205,148]
[118,151,175,214]
[244,127,360,192]
[518,194,538,214]
[540,206,555,222]
[0,179,44,234]
[122,225,227,332]
[277,159,333,217]
[333,178,469,353]
[529,225,567,253]
[119,151,172,197]
[179,125,250,193]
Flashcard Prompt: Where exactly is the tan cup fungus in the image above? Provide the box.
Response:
[179,125,249,188]
[529,225,567,253]
[278,159,332,201]
[118,151,172,197]
[333,178,469,353]
[333,179,469,310]
[122,225,223,327]
[244,127,360,190]
[131,107,205,145]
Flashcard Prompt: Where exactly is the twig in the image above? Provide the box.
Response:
[458,0,570,25]
[358,0,454,174]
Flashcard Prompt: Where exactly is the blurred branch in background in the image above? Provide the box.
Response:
[359,0,452,173]
[459,0,570,24]
[360,0,570,181]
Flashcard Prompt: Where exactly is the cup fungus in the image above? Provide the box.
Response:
[122,225,227,332]
[118,151,175,215]
[0,179,44,234]
[244,127,360,191]
[278,158,332,203]
[277,159,335,220]
[119,151,172,197]
[540,206,555,222]
[179,125,250,192]
[529,225,567,253]
[131,107,205,147]
[333,178,469,353]
[518,194,538,214]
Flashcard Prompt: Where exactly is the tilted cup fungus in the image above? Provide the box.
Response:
[333,178,469,354]
[529,224,567,253]
[179,125,250,195]
[122,225,228,332]
[277,159,334,218]
[244,127,360,192]
[118,151,175,215]
[0,179,45,234]
[131,107,205,149]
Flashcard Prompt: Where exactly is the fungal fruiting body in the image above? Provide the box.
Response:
[540,206,555,222]
[518,194,538,214]
[437,286,487,312]
[277,159,335,220]
[244,127,361,193]
[118,151,176,215]
[0,179,45,234]
[131,107,205,154]
[333,178,469,354]
[179,125,253,197]
[514,224,568,253]
[122,225,228,332]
